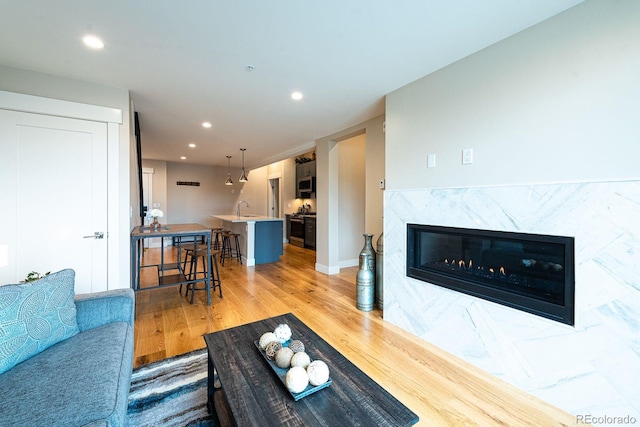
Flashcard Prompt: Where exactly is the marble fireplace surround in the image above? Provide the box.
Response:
[384,180,639,420]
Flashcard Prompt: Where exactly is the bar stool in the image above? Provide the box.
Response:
[180,245,223,303]
[212,227,223,251]
[220,232,242,266]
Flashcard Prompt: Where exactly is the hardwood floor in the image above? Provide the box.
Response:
[133,244,576,426]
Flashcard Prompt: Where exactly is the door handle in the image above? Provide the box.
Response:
[83,232,105,239]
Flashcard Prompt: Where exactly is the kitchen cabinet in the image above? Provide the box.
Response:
[304,217,316,250]
[296,160,316,199]
[296,160,316,178]
[212,215,284,265]
[285,214,291,241]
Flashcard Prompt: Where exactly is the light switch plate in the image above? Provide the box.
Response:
[379,179,385,189]
[462,148,473,165]
[427,154,436,168]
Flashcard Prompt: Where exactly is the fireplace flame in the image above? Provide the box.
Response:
[500,266,506,275]
[459,260,465,268]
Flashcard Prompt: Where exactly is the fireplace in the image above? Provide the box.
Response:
[406,224,575,325]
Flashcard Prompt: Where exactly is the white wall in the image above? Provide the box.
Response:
[144,159,297,232]
[315,115,385,274]
[384,0,640,420]
[338,134,366,267]
[386,0,639,190]
[0,65,132,289]
[166,162,241,228]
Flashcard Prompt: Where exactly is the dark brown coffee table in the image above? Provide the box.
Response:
[203,313,418,426]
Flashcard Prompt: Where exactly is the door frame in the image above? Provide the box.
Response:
[0,90,123,289]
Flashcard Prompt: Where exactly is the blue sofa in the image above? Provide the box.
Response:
[0,287,135,426]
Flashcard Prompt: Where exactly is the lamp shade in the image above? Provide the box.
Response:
[225,155,233,185]
[239,148,248,182]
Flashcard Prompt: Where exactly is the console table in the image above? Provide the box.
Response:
[203,313,419,426]
[130,223,213,305]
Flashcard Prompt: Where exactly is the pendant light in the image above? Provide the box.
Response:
[239,148,248,182]
[224,155,233,185]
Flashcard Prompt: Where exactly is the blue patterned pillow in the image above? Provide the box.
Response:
[0,268,80,374]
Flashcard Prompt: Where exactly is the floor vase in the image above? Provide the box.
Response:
[356,234,376,311]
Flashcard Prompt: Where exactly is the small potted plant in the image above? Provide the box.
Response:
[21,271,51,283]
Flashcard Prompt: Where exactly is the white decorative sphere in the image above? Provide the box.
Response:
[273,324,292,343]
[285,366,309,393]
[258,332,277,350]
[290,351,311,369]
[275,347,294,369]
[307,360,330,386]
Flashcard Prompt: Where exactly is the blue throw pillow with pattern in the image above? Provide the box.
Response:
[0,268,80,374]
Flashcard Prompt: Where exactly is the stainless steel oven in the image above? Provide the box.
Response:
[289,216,305,247]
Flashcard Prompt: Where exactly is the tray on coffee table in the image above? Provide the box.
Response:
[253,340,332,401]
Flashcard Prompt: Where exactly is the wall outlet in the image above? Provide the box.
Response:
[427,154,436,168]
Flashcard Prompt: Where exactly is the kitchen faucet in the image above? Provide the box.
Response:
[237,200,250,217]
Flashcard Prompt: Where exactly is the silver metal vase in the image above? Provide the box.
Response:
[356,234,376,311]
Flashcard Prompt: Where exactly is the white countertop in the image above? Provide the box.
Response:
[212,214,284,223]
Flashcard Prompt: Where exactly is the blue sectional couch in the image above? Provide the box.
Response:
[0,272,135,427]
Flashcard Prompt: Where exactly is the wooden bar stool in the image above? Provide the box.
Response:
[220,232,242,266]
[180,245,223,302]
[212,227,223,251]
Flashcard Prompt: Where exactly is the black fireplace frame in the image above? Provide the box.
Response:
[406,224,575,325]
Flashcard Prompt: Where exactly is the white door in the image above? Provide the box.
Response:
[0,109,108,293]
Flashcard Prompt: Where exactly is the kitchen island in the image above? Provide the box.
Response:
[212,215,284,266]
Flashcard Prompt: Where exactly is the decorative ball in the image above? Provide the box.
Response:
[259,332,277,350]
[288,339,305,353]
[285,366,309,394]
[273,324,292,343]
[290,351,311,369]
[265,341,282,360]
[275,347,294,369]
[307,360,330,386]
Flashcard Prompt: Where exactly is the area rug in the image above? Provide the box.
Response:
[127,348,214,427]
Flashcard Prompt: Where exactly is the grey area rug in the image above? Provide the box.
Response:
[127,348,214,427]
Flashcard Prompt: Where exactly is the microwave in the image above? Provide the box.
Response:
[297,176,315,198]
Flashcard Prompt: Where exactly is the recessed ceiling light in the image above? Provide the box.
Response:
[82,35,104,49]
[291,91,303,101]
[188,143,196,148]
[202,122,212,128]
[180,156,187,160]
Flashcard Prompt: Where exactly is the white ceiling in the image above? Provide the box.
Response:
[0,0,583,169]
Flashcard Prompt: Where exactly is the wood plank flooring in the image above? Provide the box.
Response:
[133,243,577,426]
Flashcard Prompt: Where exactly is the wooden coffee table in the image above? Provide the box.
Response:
[203,313,419,426]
